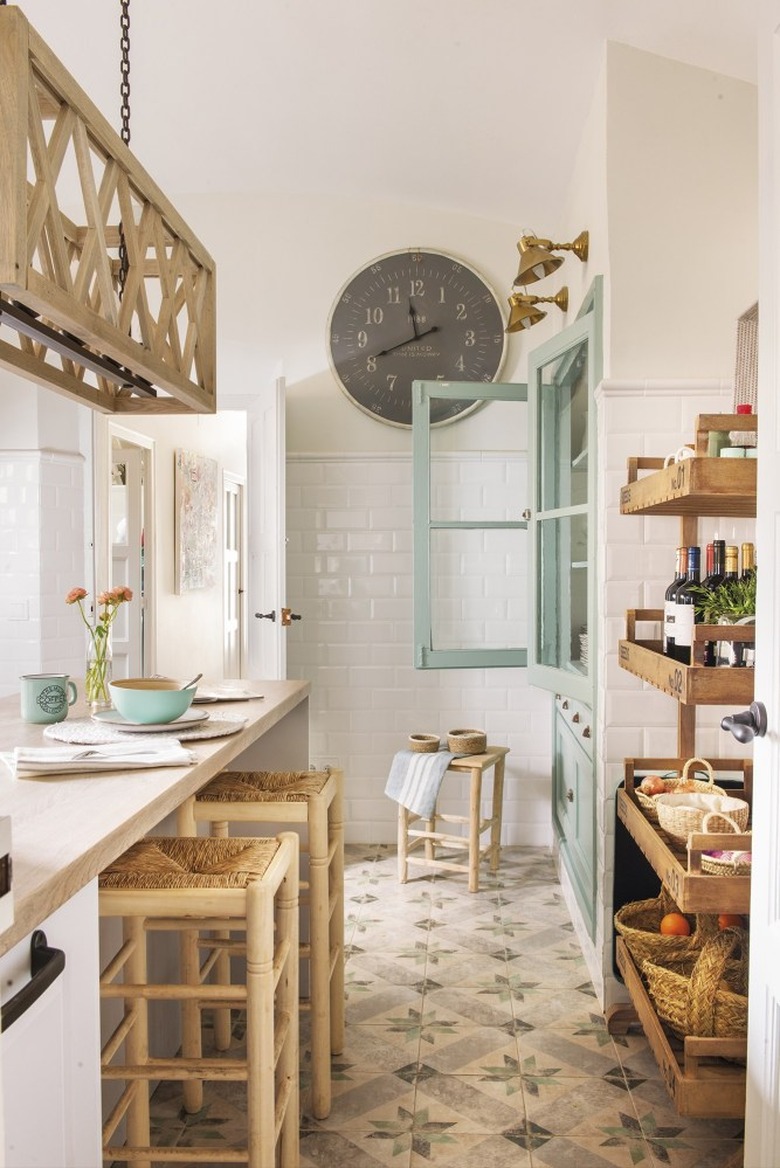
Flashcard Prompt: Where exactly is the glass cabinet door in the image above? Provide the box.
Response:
[528,283,601,701]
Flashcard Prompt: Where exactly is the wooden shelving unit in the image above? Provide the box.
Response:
[610,414,755,1117]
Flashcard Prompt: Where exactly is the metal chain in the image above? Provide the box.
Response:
[118,0,131,297]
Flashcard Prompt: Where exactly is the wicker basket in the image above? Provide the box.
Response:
[634,757,725,825]
[641,926,749,1040]
[699,812,753,877]
[447,729,487,755]
[655,791,750,847]
[614,886,717,968]
[408,733,440,753]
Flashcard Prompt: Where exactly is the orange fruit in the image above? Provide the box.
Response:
[717,913,745,930]
[659,912,691,936]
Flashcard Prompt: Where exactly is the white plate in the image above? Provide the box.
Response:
[91,708,209,732]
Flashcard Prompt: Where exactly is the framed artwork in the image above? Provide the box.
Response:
[174,448,219,592]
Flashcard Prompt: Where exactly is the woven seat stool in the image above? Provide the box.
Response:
[398,746,510,892]
[177,767,345,1121]
[98,833,299,1168]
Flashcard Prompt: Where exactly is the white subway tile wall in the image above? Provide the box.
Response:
[0,451,87,697]
[286,452,552,847]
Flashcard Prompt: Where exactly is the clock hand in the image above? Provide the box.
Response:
[374,325,439,357]
[409,299,420,339]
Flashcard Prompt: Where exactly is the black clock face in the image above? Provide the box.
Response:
[327,249,507,427]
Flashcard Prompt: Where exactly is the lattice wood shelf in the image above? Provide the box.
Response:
[0,7,216,414]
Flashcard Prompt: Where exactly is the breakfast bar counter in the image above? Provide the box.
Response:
[0,679,310,957]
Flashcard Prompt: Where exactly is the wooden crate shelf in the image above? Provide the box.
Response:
[619,610,755,705]
[618,754,752,914]
[614,939,747,1118]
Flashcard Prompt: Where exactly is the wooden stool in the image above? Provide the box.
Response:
[397,746,509,892]
[99,834,299,1168]
[177,768,345,1121]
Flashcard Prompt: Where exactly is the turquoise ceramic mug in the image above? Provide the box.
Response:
[20,673,78,724]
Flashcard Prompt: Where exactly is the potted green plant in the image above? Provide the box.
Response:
[692,574,756,666]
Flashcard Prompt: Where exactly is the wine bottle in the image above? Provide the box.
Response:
[724,545,739,583]
[663,546,687,658]
[672,545,701,665]
[701,539,725,666]
[741,542,755,579]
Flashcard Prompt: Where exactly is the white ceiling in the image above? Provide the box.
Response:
[19,0,760,226]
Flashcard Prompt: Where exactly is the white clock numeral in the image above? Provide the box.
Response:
[456,303,467,320]
[387,286,400,304]
[366,356,377,373]
[357,330,368,349]
[365,307,384,325]
[456,355,466,372]
[464,330,475,347]
[439,287,446,303]
[410,279,424,296]
[386,374,397,389]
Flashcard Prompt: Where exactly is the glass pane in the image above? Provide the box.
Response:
[430,526,529,651]
[538,337,589,511]
[537,513,588,673]
[430,450,526,523]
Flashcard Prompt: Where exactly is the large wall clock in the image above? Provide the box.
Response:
[327,248,508,427]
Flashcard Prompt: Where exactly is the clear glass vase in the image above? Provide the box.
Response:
[85,633,113,710]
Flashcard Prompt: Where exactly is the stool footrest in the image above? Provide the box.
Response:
[104,1145,247,1163]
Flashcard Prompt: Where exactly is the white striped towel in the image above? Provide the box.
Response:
[384,749,455,818]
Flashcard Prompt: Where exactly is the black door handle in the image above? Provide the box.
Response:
[721,701,768,744]
[254,610,276,622]
[1,930,66,1032]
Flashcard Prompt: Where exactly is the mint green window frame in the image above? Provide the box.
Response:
[413,380,528,669]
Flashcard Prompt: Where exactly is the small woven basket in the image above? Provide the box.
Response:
[408,733,440,753]
[614,886,717,968]
[641,926,749,1040]
[634,757,725,825]
[733,301,758,412]
[447,728,487,755]
[655,791,750,847]
[699,812,752,877]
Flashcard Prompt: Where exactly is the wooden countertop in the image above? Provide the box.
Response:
[0,680,310,956]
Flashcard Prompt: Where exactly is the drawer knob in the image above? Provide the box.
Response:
[566,788,575,803]
[572,712,580,723]
[582,725,591,738]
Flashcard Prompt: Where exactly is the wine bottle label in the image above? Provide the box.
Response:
[674,605,695,647]
[663,601,676,641]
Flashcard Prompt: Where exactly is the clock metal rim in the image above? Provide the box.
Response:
[326,246,509,428]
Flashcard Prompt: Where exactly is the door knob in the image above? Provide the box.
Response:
[721,701,767,744]
[281,607,302,627]
[254,610,276,622]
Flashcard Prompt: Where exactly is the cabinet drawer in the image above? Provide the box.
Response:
[553,709,596,936]
[554,694,593,757]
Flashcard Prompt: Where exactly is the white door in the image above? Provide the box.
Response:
[223,473,246,678]
[110,444,147,678]
[250,376,288,680]
[743,9,780,1161]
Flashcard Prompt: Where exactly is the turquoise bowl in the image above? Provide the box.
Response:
[109,678,196,724]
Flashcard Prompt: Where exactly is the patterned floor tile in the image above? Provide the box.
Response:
[140,847,743,1167]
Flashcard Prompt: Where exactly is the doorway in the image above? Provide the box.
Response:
[223,472,247,678]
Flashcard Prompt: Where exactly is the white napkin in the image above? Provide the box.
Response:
[2,740,196,778]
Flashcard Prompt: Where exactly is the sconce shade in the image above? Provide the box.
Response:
[505,288,568,333]
[513,230,589,287]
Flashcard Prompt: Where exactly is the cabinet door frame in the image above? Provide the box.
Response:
[527,278,603,703]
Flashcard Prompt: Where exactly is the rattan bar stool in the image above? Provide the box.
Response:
[99,833,300,1168]
[177,767,345,1121]
[398,746,510,892]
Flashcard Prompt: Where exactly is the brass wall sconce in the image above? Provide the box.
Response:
[505,288,569,333]
[513,230,589,288]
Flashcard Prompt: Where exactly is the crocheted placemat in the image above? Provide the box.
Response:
[44,715,247,746]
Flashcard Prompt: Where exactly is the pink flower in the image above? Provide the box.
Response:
[65,587,87,604]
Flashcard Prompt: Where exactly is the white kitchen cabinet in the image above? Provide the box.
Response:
[0,881,101,1168]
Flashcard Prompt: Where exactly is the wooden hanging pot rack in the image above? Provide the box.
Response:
[0,6,216,414]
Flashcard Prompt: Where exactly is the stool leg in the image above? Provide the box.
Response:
[125,914,152,1168]
[309,793,332,1120]
[276,835,300,1168]
[397,803,409,883]
[246,879,278,1168]
[180,919,203,1114]
[329,773,345,1059]
[211,818,233,1051]
[468,767,483,893]
[489,756,505,873]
